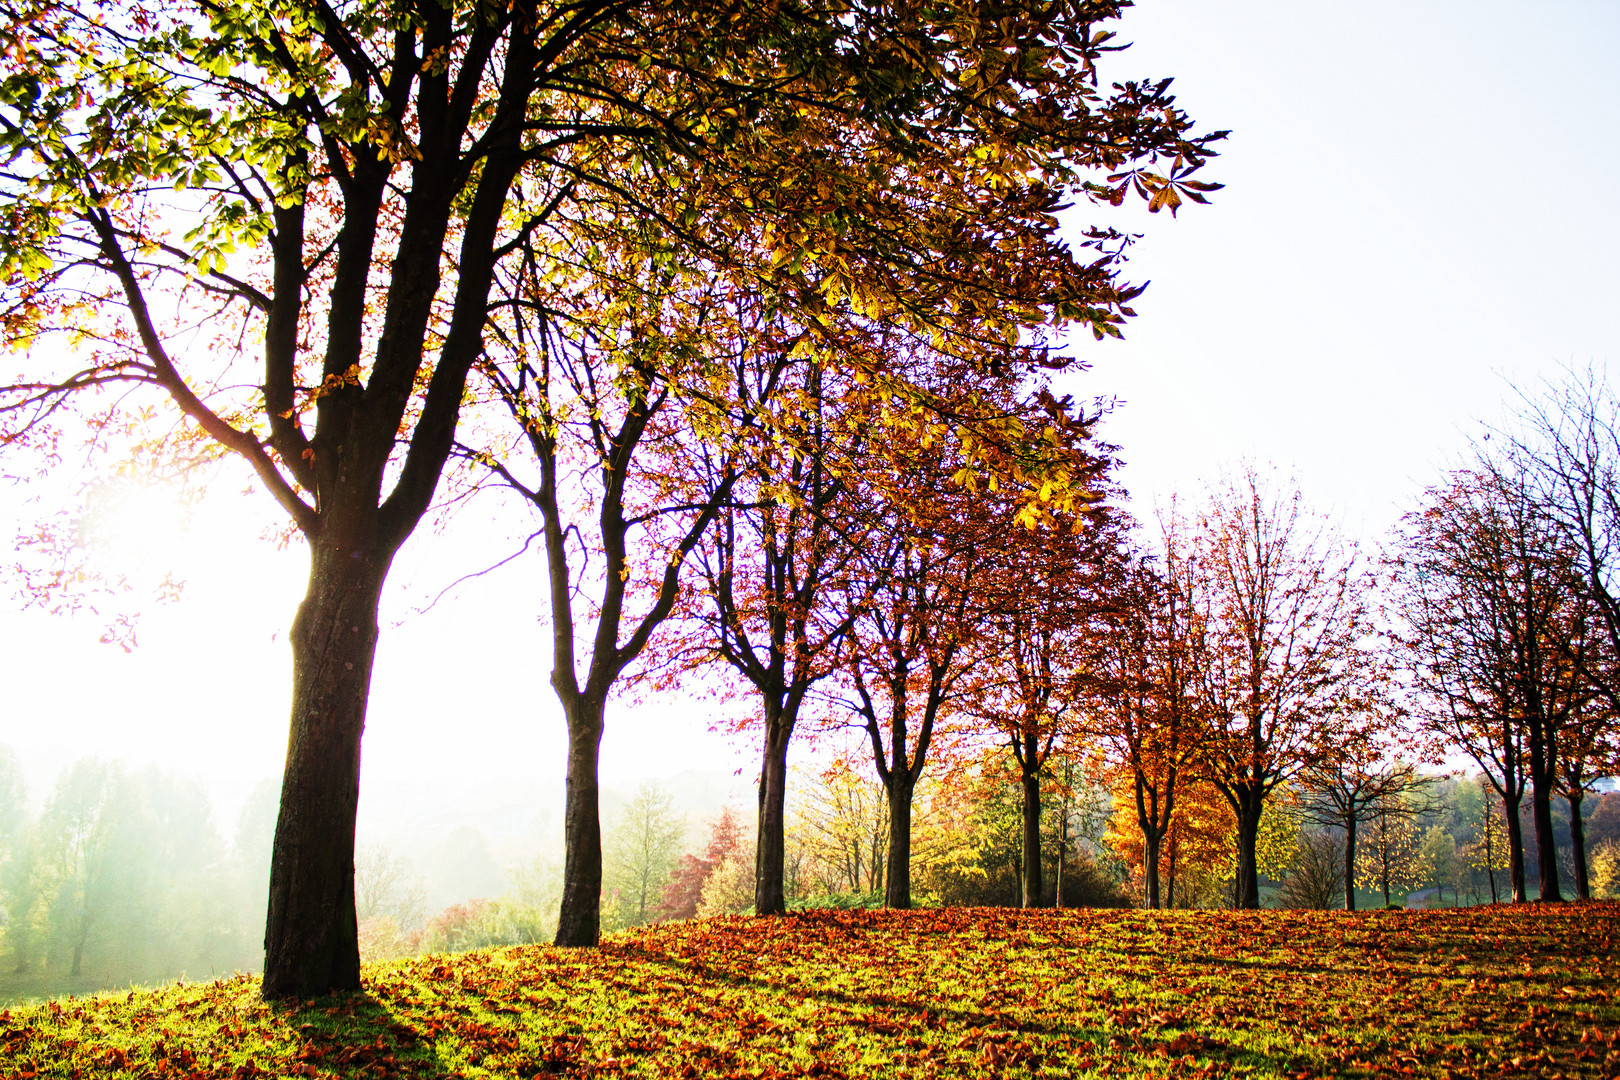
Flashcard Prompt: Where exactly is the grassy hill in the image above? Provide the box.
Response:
[3,904,1618,1079]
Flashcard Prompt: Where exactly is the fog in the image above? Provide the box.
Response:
[0,744,751,1005]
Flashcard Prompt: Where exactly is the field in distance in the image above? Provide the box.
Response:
[4,904,1618,1080]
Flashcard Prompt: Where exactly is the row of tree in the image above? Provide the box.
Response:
[6,0,1616,1008]
[0,0,1224,998]
[672,370,1620,924]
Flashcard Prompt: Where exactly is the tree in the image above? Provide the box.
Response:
[2,0,625,995]
[789,759,889,898]
[354,843,424,928]
[449,0,1222,945]
[1105,775,1233,909]
[1418,825,1461,907]
[1192,468,1374,908]
[0,0,709,994]
[839,457,994,910]
[36,761,150,978]
[1300,743,1432,912]
[1550,699,1618,900]
[670,361,872,917]
[604,782,685,928]
[1509,365,1620,712]
[1090,521,1211,910]
[1462,777,1511,903]
[657,806,743,923]
[3,0,1222,975]
[1591,840,1620,899]
[967,488,1120,908]
[1356,794,1425,907]
[1509,367,1620,897]
[1395,460,1596,902]
[1280,830,1345,911]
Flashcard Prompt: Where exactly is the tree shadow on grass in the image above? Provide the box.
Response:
[264,991,454,1079]
[598,939,1321,1080]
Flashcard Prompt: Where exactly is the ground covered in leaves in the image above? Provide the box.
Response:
[4,904,1618,1079]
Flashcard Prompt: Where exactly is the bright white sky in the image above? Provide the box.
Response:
[3,0,1618,835]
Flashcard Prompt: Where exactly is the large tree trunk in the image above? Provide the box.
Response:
[555,693,606,947]
[755,707,792,916]
[1142,828,1162,910]
[1341,819,1354,913]
[262,547,387,999]
[1343,816,1358,912]
[1528,773,1562,902]
[1020,769,1043,908]
[883,774,914,910]
[1231,789,1264,910]
[1569,791,1590,900]
[1504,792,1527,903]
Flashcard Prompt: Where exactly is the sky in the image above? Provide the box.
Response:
[2,0,1618,842]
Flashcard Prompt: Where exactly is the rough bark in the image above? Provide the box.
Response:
[1133,774,1172,911]
[884,775,914,910]
[1343,817,1358,912]
[1142,829,1162,911]
[555,694,606,947]
[1229,787,1265,910]
[262,546,388,999]
[755,709,793,916]
[1504,793,1528,903]
[1569,791,1590,900]
[1020,769,1043,908]
[1527,757,1563,902]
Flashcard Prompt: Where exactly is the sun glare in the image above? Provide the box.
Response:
[77,479,191,575]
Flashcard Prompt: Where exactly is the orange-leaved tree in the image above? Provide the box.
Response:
[0,0,1222,978]
[1088,517,1213,909]
[1191,468,1376,909]
[964,479,1124,908]
[453,0,1225,945]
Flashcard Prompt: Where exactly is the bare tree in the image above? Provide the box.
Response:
[1394,459,1595,902]
[1507,365,1620,897]
[1280,831,1346,910]
[353,843,420,924]
[1299,738,1434,911]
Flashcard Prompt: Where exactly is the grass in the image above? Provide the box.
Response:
[3,904,1618,1079]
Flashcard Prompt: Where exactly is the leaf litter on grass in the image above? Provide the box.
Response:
[2,903,1618,1080]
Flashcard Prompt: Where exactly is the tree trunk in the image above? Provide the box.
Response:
[1166,843,1177,909]
[1504,793,1527,903]
[1529,775,1562,902]
[1343,817,1358,912]
[883,774,914,910]
[1054,814,1066,909]
[1020,769,1043,908]
[1143,828,1162,910]
[262,546,387,999]
[555,694,606,947]
[1569,791,1590,900]
[70,939,84,978]
[755,711,792,916]
[1232,789,1264,909]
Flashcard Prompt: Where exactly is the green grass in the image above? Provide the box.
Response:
[4,904,1618,1079]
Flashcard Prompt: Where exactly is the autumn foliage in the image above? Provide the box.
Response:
[5,905,1620,1080]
